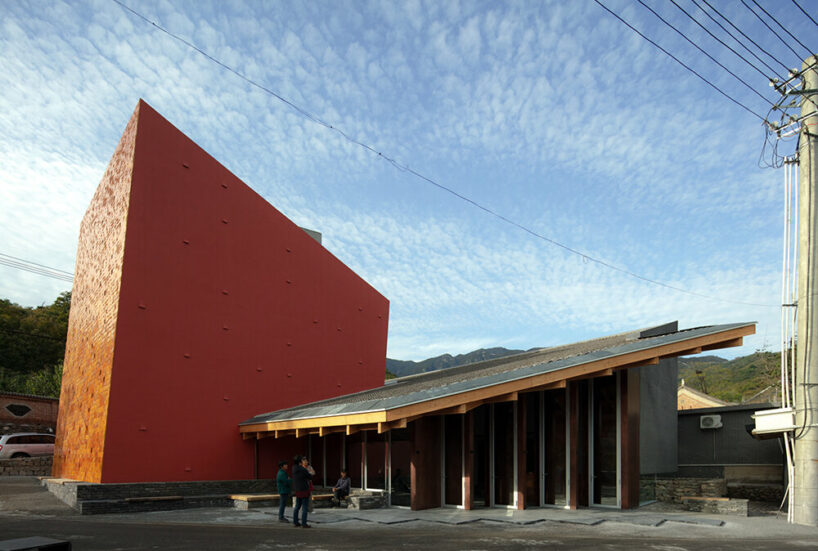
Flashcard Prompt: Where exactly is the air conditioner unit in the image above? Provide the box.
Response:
[700,414,723,429]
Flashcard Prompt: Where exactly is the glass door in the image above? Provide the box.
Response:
[472,405,490,506]
[493,402,515,507]
[443,415,463,506]
[543,388,568,506]
[592,375,620,507]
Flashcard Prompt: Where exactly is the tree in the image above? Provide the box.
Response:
[22,363,63,398]
[0,292,70,396]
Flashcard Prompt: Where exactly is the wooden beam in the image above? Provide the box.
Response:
[435,404,468,415]
[569,368,614,381]
[240,410,387,434]
[241,433,255,440]
[702,337,742,351]
[274,429,295,438]
[524,380,567,393]
[377,418,408,433]
[662,346,702,358]
[485,391,518,404]
[318,426,346,437]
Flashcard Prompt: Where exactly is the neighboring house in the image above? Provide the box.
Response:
[677,403,785,500]
[0,391,58,435]
[741,385,782,406]
[677,380,732,410]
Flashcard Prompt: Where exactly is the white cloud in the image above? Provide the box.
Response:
[0,0,801,365]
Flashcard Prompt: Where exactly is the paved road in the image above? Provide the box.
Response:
[2,478,817,550]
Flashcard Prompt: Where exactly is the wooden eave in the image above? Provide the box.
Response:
[240,324,753,439]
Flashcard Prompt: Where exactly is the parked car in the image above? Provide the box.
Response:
[0,433,55,459]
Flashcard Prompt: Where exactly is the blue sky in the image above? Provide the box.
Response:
[1,0,813,361]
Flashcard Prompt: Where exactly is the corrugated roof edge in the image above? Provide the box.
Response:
[239,322,755,426]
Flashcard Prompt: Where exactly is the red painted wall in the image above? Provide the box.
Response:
[60,100,389,483]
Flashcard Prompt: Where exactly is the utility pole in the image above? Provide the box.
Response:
[796,53,818,527]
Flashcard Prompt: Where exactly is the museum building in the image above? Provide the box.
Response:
[53,100,755,512]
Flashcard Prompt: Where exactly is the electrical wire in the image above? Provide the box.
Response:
[690,0,787,82]
[741,0,803,60]
[637,0,776,108]
[112,0,780,309]
[751,0,815,57]
[0,253,74,283]
[594,0,766,121]
[671,0,778,82]
[701,0,792,74]
[792,0,818,29]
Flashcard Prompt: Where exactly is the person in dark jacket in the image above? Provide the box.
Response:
[332,469,351,506]
[292,455,314,528]
[276,461,291,522]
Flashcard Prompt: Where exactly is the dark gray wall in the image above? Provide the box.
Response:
[639,357,678,474]
[678,405,783,466]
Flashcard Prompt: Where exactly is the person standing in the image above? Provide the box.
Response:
[276,461,291,523]
[292,455,314,528]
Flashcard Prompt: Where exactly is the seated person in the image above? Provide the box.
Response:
[332,469,351,505]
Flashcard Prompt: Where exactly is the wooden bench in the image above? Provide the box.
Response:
[229,494,280,502]
[230,494,281,510]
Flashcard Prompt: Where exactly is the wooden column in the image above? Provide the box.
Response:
[568,381,589,509]
[410,416,441,510]
[620,369,641,509]
[463,410,474,510]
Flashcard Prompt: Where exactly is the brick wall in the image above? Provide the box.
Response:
[53,102,139,483]
[1,393,59,429]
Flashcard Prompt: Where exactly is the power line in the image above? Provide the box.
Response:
[792,0,818,29]
[690,0,787,82]
[701,0,792,74]
[112,0,778,309]
[636,0,775,108]
[0,253,74,283]
[750,0,815,57]
[674,0,779,81]
[741,0,803,61]
[593,0,766,121]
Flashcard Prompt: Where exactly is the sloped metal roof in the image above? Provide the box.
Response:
[240,322,754,426]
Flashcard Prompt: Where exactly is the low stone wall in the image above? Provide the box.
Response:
[652,478,727,503]
[0,456,52,476]
[682,497,749,516]
[44,478,279,514]
[727,482,785,503]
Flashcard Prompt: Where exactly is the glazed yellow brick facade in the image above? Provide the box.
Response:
[52,104,140,483]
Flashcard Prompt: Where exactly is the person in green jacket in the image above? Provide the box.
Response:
[276,461,291,522]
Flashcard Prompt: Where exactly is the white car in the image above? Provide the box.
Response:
[0,433,55,459]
